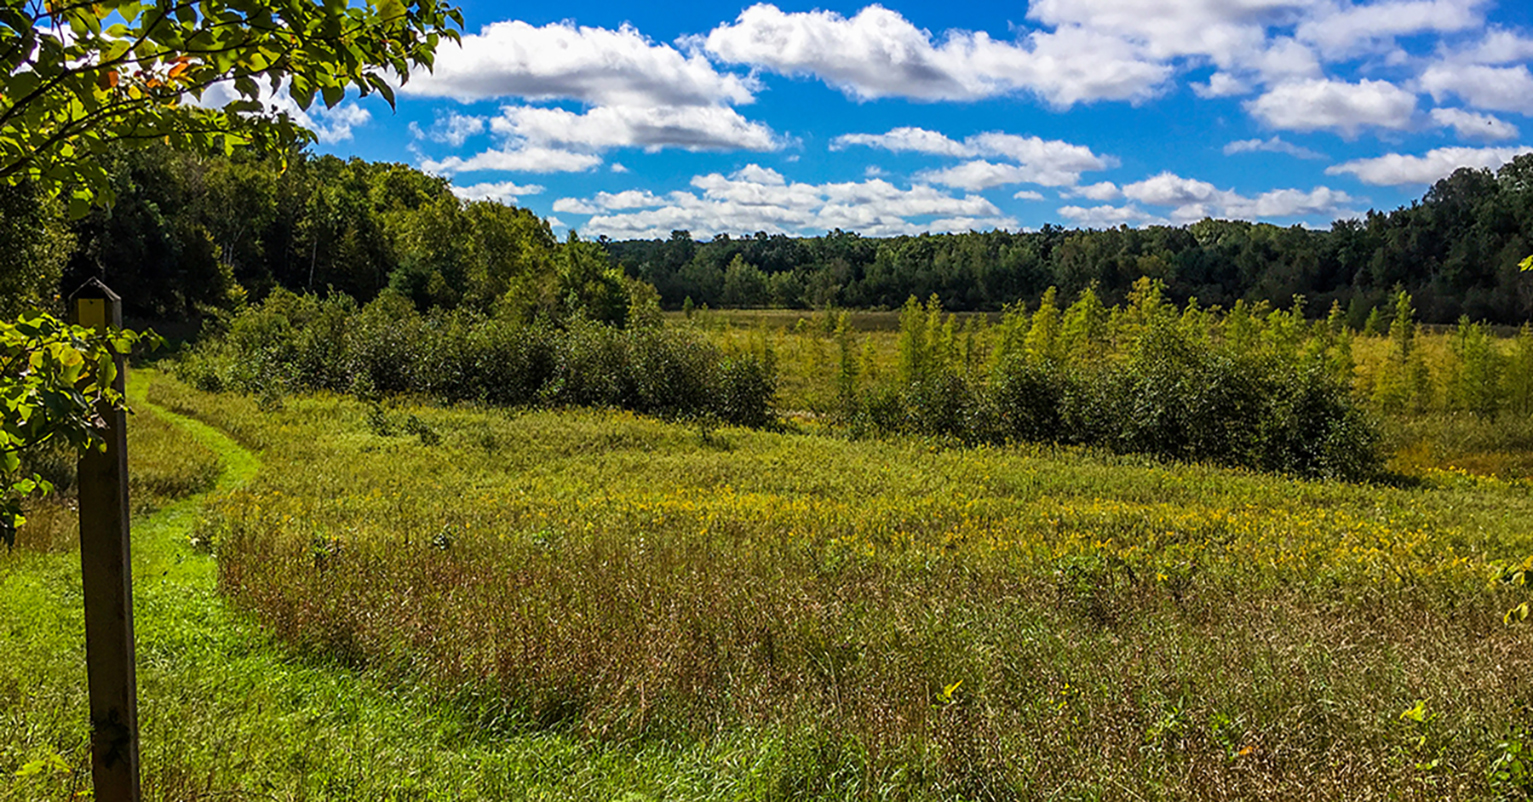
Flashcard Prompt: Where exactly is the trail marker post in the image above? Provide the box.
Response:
[69,279,142,802]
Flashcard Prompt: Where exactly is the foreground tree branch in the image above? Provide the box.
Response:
[0,0,462,214]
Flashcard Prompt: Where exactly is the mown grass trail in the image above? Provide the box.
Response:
[1,373,778,801]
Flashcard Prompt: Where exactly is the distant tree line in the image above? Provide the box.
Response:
[609,155,1533,325]
[1,144,634,327]
[2,144,1532,326]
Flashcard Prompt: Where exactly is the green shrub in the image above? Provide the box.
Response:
[854,287,1384,480]
[175,291,777,428]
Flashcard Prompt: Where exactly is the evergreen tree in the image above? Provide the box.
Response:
[1025,286,1062,364]
[1505,325,1533,415]
[1363,307,1384,336]
[1059,286,1109,365]
[1374,290,1431,413]
[1448,317,1502,417]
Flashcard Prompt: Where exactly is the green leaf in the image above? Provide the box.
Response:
[376,0,406,21]
[373,76,396,107]
[12,751,70,777]
[98,353,118,388]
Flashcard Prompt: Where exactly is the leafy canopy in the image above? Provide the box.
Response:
[0,0,463,215]
[1,312,158,548]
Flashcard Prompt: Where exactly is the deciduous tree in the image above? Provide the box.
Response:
[1,0,462,212]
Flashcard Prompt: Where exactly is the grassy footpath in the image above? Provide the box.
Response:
[0,372,786,801]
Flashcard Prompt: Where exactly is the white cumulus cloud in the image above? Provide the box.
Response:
[1295,0,1486,59]
[402,20,756,106]
[1326,145,1533,184]
[1057,204,1163,228]
[411,111,487,147]
[1430,108,1519,141]
[1124,173,1225,207]
[1224,186,1358,219]
[1025,0,1338,88]
[574,164,1016,239]
[1121,171,1354,222]
[552,198,600,214]
[594,189,674,210]
[703,3,1171,106]
[1245,78,1418,135]
[1026,0,1300,64]
[420,146,604,176]
[831,127,975,157]
[398,19,786,174]
[491,105,781,152]
[1194,72,1253,98]
[915,160,1067,190]
[1458,28,1533,64]
[450,181,545,204]
[1063,181,1123,200]
[1419,63,1533,115]
[308,104,372,144]
[1223,136,1326,159]
[832,127,1115,188]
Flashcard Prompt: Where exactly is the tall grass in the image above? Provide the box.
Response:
[155,374,1533,799]
[13,398,222,552]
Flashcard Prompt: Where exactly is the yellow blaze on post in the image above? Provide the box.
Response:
[77,297,108,331]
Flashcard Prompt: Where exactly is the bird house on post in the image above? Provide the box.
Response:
[68,278,141,802]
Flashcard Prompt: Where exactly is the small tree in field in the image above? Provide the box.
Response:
[1024,286,1061,364]
[1058,286,1107,366]
[1373,289,1431,414]
[834,311,856,419]
[1505,325,1533,416]
[896,296,929,387]
[1447,317,1503,417]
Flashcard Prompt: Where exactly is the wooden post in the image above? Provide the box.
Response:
[69,279,141,802]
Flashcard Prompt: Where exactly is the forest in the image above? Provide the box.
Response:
[4,144,1533,326]
[612,160,1533,323]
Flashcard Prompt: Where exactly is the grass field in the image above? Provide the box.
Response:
[5,348,1533,798]
[3,374,809,801]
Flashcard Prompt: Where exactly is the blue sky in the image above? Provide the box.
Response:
[299,0,1533,239]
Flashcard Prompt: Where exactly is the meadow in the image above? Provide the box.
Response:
[5,288,1533,799]
[698,300,1533,480]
